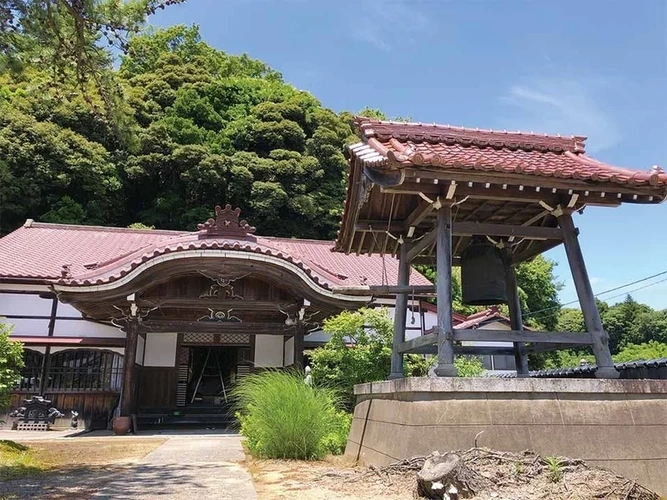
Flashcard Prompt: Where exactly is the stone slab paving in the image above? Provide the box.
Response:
[90,434,257,500]
[0,430,257,500]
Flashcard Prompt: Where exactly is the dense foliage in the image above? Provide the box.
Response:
[0,24,356,238]
[232,370,349,459]
[0,324,24,412]
[543,295,667,369]
[309,307,484,407]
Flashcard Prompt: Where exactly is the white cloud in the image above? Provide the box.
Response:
[351,0,431,51]
[499,78,620,152]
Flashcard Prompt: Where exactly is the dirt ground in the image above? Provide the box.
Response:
[247,448,661,500]
[1,438,166,500]
[19,438,166,467]
[247,455,415,500]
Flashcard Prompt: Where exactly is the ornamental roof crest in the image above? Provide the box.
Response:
[197,204,256,239]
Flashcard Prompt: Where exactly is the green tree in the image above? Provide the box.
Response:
[0,1,185,90]
[309,308,392,406]
[310,307,485,407]
[613,341,667,363]
[0,25,356,239]
[0,324,24,411]
[515,255,562,330]
[600,295,653,352]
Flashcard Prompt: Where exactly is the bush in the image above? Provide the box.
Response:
[233,370,350,460]
[0,324,24,412]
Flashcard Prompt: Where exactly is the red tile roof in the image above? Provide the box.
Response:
[0,221,431,289]
[353,117,667,190]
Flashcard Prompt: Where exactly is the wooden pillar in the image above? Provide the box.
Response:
[434,204,457,377]
[559,213,618,379]
[504,255,530,376]
[39,296,59,395]
[294,325,305,369]
[120,318,139,416]
[389,240,411,379]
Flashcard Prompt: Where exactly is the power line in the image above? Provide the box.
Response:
[598,276,667,304]
[523,269,667,319]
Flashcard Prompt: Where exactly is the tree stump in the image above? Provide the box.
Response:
[417,452,487,499]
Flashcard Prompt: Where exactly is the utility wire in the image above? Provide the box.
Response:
[522,269,667,319]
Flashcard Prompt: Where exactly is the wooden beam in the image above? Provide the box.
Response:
[397,331,593,354]
[138,320,290,335]
[559,212,619,379]
[453,329,593,344]
[412,256,461,266]
[407,229,437,261]
[294,325,305,369]
[405,200,435,232]
[400,342,519,356]
[136,298,298,311]
[121,318,139,416]
[357,221,562,240]
[402,170,659,198]
[389,241,411,379]
[526,342,593,353]
[331,285,435,295]
[453,222,561,240]
[434,204,457,376]
[398,333,438,354]
[505,256,530,376]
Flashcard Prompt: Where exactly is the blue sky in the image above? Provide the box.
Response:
[150,0,667,309]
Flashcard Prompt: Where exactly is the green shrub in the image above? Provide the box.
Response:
[1,324,24,412]
[233,370,350,460]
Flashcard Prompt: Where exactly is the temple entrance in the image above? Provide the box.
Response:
[185,346,250,407]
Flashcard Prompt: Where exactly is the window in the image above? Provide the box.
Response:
[16,349,124,392]
[47,349,123,392]
[17,350,44,392]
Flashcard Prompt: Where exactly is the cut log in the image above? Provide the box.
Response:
[417,452,488,499]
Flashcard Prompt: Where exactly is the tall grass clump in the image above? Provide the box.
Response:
[233,370,349,460]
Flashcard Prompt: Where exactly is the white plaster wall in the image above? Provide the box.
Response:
[143,332,178,367]
[284,336,295,366]
[57,302,89,318]
[53,319,125,338]
[0,294,124,338]
[255,335,284,368]
[0,293,53,316]
[0,318,49,336]
[136,335,145,366]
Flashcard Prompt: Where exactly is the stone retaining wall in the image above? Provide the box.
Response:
[345,378,667,495]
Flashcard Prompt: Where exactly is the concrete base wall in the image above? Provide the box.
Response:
[345,378,667,496]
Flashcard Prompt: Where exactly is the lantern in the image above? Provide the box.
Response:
[460,236,508,305]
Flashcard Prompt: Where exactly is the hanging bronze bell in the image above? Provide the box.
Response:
[460,236,508,306]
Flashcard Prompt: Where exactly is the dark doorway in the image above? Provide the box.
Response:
[187,346,249,407]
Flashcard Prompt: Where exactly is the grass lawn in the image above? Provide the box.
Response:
[0,440,45,481]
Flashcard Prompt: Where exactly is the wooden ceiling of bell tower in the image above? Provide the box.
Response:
[335,118,667,264]
[348,180,576,264]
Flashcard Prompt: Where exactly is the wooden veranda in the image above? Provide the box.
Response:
[334,117,667,378]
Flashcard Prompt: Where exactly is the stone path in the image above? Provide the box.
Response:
[1,431,257,500]
[90,434,257,500]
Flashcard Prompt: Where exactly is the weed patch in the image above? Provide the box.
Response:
[0,440,48,481]
[233,370,350,460]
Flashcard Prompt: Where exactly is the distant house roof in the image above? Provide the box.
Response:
[352,117,667,191]
[0,220,432,290]
[488,358,667,379]
[453,305,531,330]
